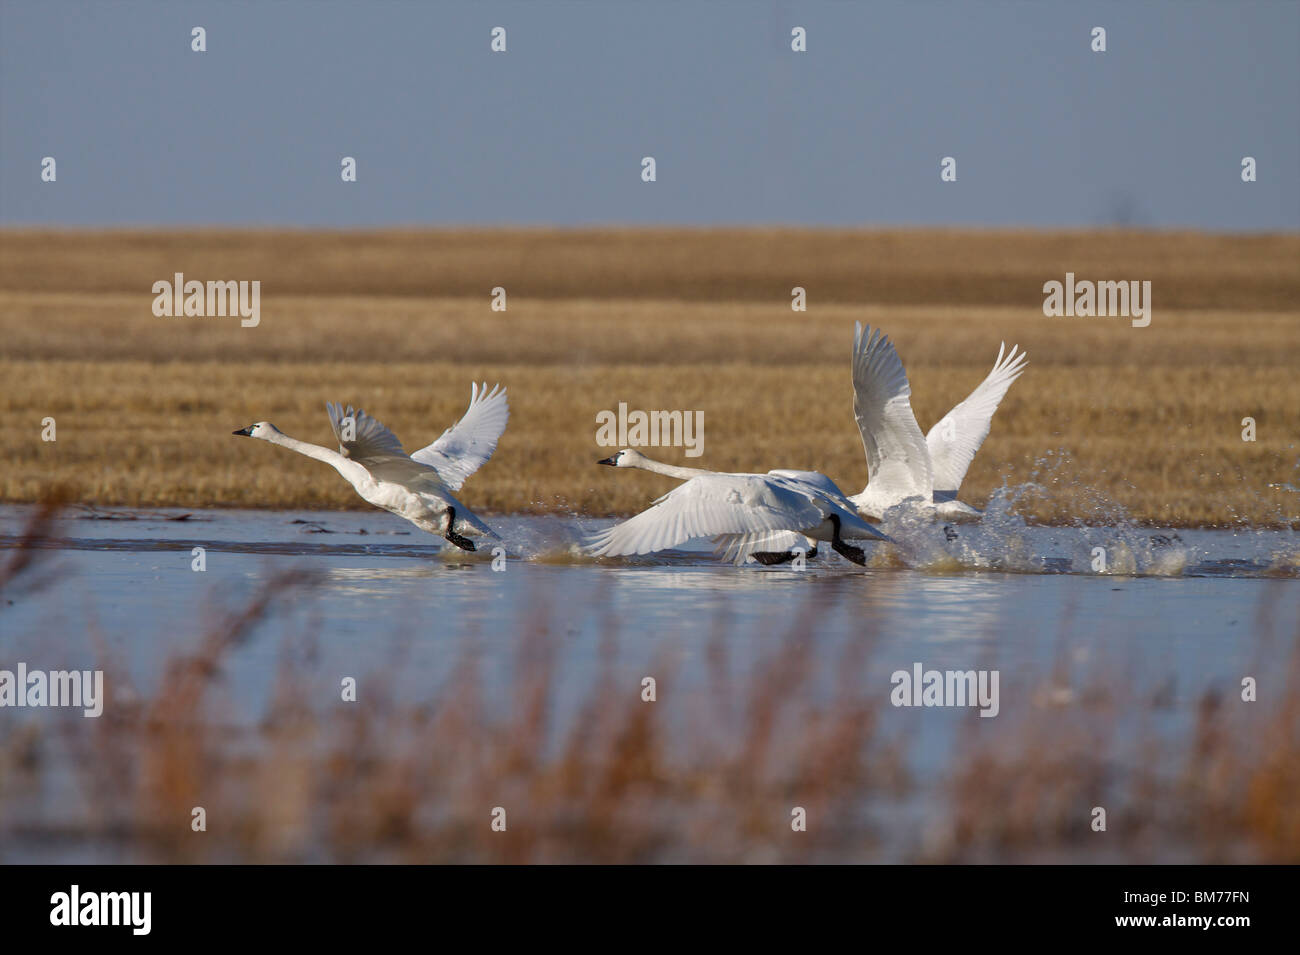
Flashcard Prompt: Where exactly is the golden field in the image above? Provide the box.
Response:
[2,228,1298,525]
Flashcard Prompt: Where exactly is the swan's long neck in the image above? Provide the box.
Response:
[630,455,712,481]
[264,431,357,476]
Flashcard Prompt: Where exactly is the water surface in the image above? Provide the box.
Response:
[4,505,1295,712]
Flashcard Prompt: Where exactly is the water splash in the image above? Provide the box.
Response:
[861,471,1297,578]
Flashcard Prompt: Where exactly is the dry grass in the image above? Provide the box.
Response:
[1,505,1296,864]
[2,228,1298,525]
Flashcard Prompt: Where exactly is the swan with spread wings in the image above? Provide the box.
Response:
[848,323,1027,520]
[232,383,508,551]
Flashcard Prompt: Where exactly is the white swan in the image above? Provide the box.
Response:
[711,327,1026,560]
[233,386,507,551]
[848,323,1026,521]
[588,449,890,566]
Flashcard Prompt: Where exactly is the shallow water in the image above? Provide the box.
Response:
[3,504,1296,707]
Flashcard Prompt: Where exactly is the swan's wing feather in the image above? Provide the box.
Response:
[589,476,827,560]
[766,470,874,520]
[326,402,407,462]
[767,469,848,501]
[925,343,1027,495]
[769,474,892,542]
[363,454,443,488]
[409,383,509,490]
[851,323,933,498]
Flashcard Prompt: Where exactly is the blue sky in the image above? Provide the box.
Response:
[2,0,1296,229]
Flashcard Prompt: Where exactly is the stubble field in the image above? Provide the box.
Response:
[2,228,1297,526]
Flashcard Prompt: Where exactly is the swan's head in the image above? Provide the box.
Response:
[232,422,279,440]
[597,448,648,468]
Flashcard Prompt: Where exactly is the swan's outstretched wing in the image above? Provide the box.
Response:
[410,383,509,490]
[925,343,1027,496]
[588,475,833,562]
[326,402,406,462]
[852,323,932,499]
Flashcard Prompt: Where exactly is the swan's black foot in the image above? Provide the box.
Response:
[753,545,817,565]
[443,507,476,552]
[943,525,958,542]
[446,531,476,552]
[832,540,867,566]
[828,516,866,566]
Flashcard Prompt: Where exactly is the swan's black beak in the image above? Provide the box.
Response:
[597,456,617,466]
[233,426,253,436]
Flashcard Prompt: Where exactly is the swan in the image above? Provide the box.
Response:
[711,327,1026,561]
[848,323,1027,521]
[232,385,507,551]
[587,448,890,566]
